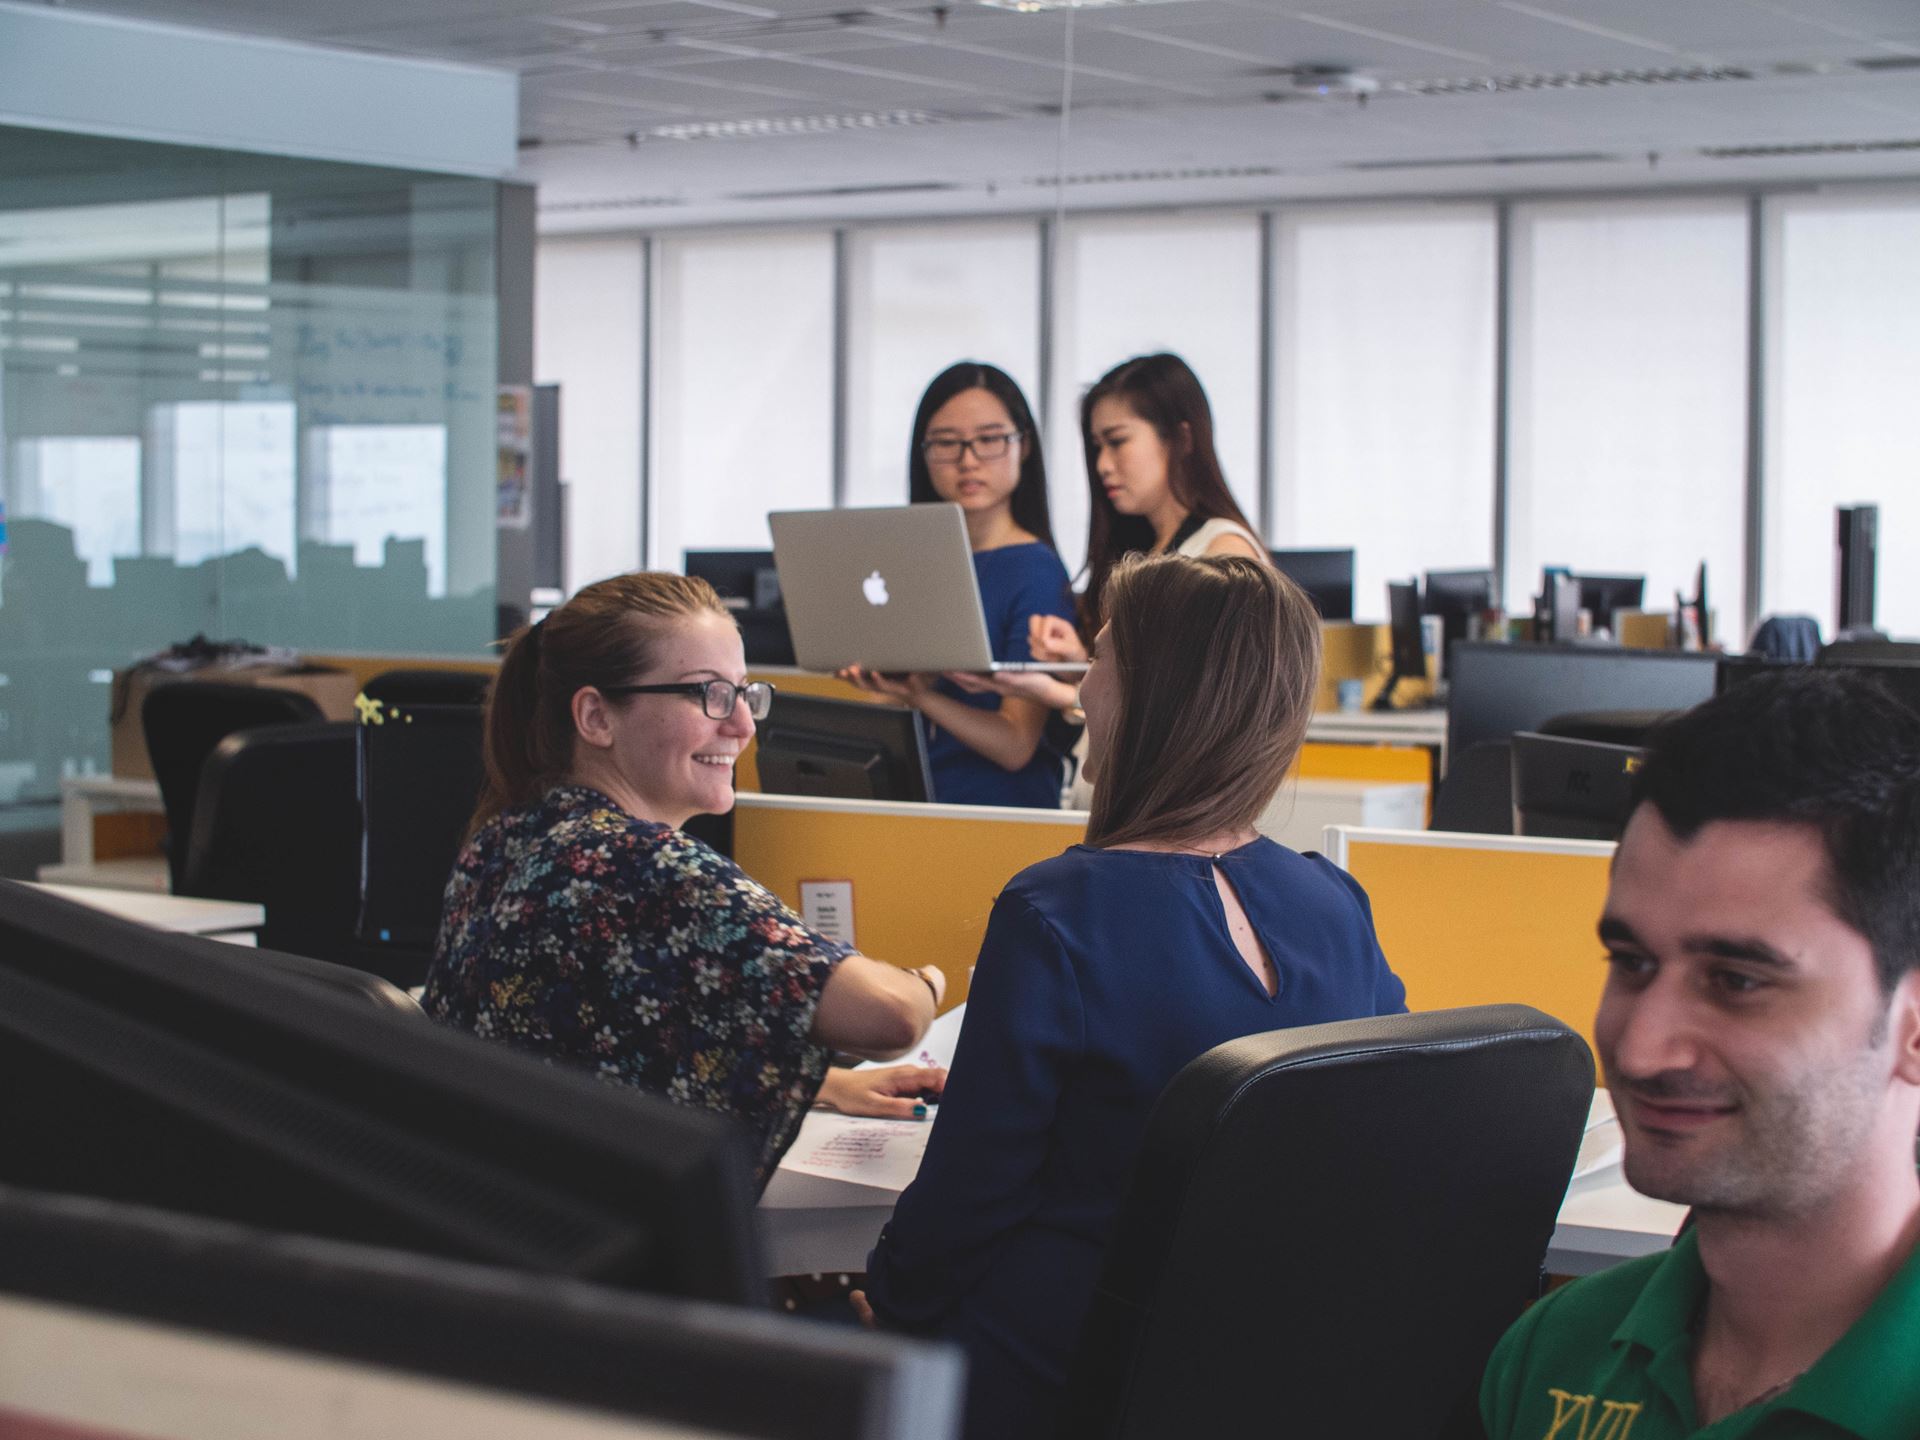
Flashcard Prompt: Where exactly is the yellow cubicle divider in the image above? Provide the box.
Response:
[1296,742,1429,787]
[1324,826,1614,1060]
[731,792,1084,1010]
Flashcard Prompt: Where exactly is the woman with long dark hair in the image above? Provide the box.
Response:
[839,361,1076,809]
[857,554,1404,1438]
[962,352,1269,803]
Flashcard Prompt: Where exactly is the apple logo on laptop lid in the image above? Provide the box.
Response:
[863,570,890,606]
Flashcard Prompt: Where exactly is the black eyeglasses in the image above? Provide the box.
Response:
[920,430,1022,465]
[598,679,775,720]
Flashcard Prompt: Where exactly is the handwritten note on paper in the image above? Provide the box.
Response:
[779,1112,935,1192]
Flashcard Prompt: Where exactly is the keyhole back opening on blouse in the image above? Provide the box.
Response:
[1211,862,1278,998]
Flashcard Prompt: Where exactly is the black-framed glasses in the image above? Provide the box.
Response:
[920,430,1022,465]
[598,679,775,721]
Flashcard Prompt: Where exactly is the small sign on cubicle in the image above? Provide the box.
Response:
[799,879,855,947]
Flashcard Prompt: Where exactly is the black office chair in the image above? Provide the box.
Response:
[1056,1004,1593,1440]
[142,682,325,891]
[357,702,488,986]
[1430,739,1513,834]
[182,722,363,968]
[1539,708,1675,749]
[360,668,494,709]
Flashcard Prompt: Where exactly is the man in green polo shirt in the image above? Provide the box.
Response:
[1482,668,1920,1440]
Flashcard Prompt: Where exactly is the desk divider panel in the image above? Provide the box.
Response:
[1324,826,1615,1060]
[732,793,1084,1009]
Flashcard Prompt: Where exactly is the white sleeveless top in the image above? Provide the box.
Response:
[1064,516,1266,809]
[1177,516,1264,559]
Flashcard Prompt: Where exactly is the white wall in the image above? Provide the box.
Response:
[534,235,644,591]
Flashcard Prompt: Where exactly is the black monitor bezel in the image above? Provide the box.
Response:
[1268,548,1355,622]
[0,881,765,1305]
[0,1187,959,1440]
[753,694,934,804]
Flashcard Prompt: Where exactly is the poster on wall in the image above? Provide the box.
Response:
[496,386,532,530]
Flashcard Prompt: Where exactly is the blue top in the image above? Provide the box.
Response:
[926,540,1074,809]
[864,839,1407,1440]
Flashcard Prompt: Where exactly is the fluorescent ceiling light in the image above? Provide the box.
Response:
[977,0,1189,12]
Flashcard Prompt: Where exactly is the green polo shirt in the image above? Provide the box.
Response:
[1481,1228,1920,1439]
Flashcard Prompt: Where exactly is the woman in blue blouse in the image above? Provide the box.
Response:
[858,554,1408,1438]
[423,572,950,1188]
[839,362,1074,809]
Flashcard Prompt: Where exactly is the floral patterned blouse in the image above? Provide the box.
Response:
[422,784,849,1187]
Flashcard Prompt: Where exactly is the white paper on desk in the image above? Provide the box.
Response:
[856,1001,966,1075]
[780,1110,934,1191]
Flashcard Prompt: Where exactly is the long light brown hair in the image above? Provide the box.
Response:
[472,572,733,833]
[1084,553,1322,851]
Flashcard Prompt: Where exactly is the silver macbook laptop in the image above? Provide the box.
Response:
[768,504,1088,674]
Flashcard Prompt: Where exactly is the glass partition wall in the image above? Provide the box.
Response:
[0,125,500,813]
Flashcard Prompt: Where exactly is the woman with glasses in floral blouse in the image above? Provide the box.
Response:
[838,361,1076,809]
[423,571,949,1188]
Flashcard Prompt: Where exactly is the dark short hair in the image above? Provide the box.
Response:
[1633,668,1920,993]
[906,361,1054,550]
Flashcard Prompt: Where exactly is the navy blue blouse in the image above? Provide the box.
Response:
[864,838,1406,1439]
[925,540,1074,809]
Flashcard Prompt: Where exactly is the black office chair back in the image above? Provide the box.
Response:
[1430,738,1513,834]
[1057,1004,1593,1440]
[1539,707,1675,749]
[360,668,494,709]
[165,932,425,1017]
[142,682,325,891]
[357,701,487,972]
[183,722,362,968]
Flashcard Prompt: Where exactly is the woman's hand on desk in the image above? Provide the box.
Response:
[816,1064,948,1120]
[836,664,933,706]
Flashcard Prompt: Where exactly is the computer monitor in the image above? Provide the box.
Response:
[1422,568,1495,655]
[1373,580,1426,712]
[1572,574,1646,634]
[358,701,487,954]
[1836,505,1878,636]
[1537,570,1583,644]
[1714,654,1786,694]
[753,694,934,802]
[1510,732,1646,842]
[0,1188,962,1440]
[1446,642,1718,760]
[1814,654,1920,718]
[1268,549,1355,621]
[686,549,796,666]
[0,880,764,1305]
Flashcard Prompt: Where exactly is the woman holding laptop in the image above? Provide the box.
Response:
[857,554,1405,1439]
[838,361,1076,809]
[953,352,1269,803]
[422,571,949,1189]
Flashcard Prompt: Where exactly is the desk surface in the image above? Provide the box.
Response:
[1306,708,1448,748]
[30,882,263,937]
[758,1091,1685,1280]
